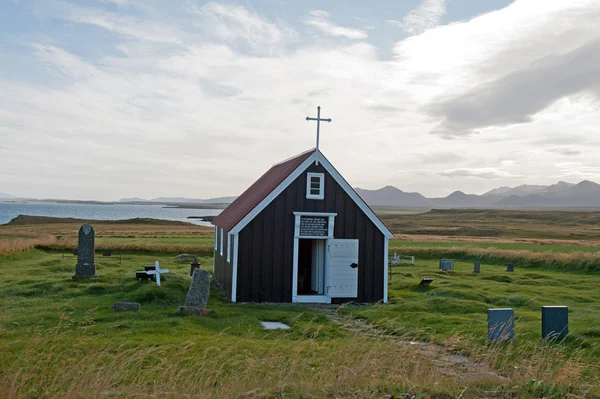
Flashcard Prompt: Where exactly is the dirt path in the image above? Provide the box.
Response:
[315,305,508,384]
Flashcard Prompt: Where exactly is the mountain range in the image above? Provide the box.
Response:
[354,180,600,209]
[118,196,237,204]
[4,180,600,209]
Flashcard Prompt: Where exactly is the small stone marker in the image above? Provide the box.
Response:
[177,268,210,315]
[72,224,98,279]
[488,308,514,342]
[542,306,568,340]
[506,263,515,272]
[103,250,112,257]
[145,261,169,286]
[190,257,201,276]
[419,278,434,286]
[112,302,140,312]
[261,321,290,330]
[473,261,481,273]
[439,259,454,271]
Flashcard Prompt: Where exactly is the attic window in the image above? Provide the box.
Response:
[306,173,324,200]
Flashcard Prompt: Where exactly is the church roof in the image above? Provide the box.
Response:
[212,149,316,232]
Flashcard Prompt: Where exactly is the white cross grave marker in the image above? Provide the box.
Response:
[146,260,169,287]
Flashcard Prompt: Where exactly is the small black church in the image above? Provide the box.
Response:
[212,109,394,304]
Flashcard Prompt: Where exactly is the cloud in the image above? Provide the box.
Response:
[191,2,295,53]
[400,0,446,36]
[440,168,523,179]
[552,162,600,179]
[427,39,600,137]
[57,2,183,44]
[3,0,600,199]
[546,147,583,156]
[304,10,368,40]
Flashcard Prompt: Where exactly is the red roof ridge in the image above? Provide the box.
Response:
[213,148,316,231]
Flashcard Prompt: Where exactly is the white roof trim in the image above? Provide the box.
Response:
[230,152,319,235]
[229,150,394,239]
[316,152,394,239]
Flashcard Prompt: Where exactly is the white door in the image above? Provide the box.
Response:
[326,239,359,298]
[311,240,325,294]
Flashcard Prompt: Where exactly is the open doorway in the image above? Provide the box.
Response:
[297,239,326,295]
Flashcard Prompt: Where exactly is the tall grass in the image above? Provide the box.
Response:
[2,313,597,398]
[395,245,600,271]
[0,234,56,254]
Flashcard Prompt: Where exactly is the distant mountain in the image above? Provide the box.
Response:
[119,197,146,202]
[354,186,430,207]
[152,196,237,204]
[119,196,237,204]
[432,191,491,208]
[355,180,600,209]
[0,193,15,199]
[482,182,575,199]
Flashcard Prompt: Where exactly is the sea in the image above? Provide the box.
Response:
[0,201,222,227]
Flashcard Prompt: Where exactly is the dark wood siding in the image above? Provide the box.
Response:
[236,163,385,303]
[213,227,233,299]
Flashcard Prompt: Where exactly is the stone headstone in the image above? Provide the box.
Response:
[112,302,141,312]
[185,268,210,308]
[473,261,481,273]
[542,306,568,340]
[488,308,514,342]
[506,263,515,272]
[439,259,454,271]
[72,224,97,279]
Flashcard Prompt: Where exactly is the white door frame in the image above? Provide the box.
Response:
[292,212,336,303]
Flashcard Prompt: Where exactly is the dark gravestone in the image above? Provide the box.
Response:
[72,224,97,279]
[178,268,210,315]
[473,261,481,273]
[136,271,152,281]
[190,258,201,276]
[103,250,112,257]
[419,278,434,286]
[506,263,515,272]
[542,306,568,340]
[488,308,514,342]
[143,265,156,281]
[439,259,454,271]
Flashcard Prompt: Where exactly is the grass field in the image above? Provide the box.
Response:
[1,211,600,397]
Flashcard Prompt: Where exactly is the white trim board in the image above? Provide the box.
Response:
[230,150,393,239]
[293,295,331,304]
[231,233,239,302]
[383,237,389,304]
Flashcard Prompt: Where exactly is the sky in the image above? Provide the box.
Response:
[1,0,600,201]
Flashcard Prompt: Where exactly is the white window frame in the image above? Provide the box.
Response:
[214,225,218,250]
[220,228,224,256]
[306,172,325,200]
[226,233,231,262]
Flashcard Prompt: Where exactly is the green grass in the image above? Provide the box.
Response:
[390,240,600,253]
[1,249,599,397]
[2,215,600,397]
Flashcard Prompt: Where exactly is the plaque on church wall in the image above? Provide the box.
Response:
[299,216,329,237]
